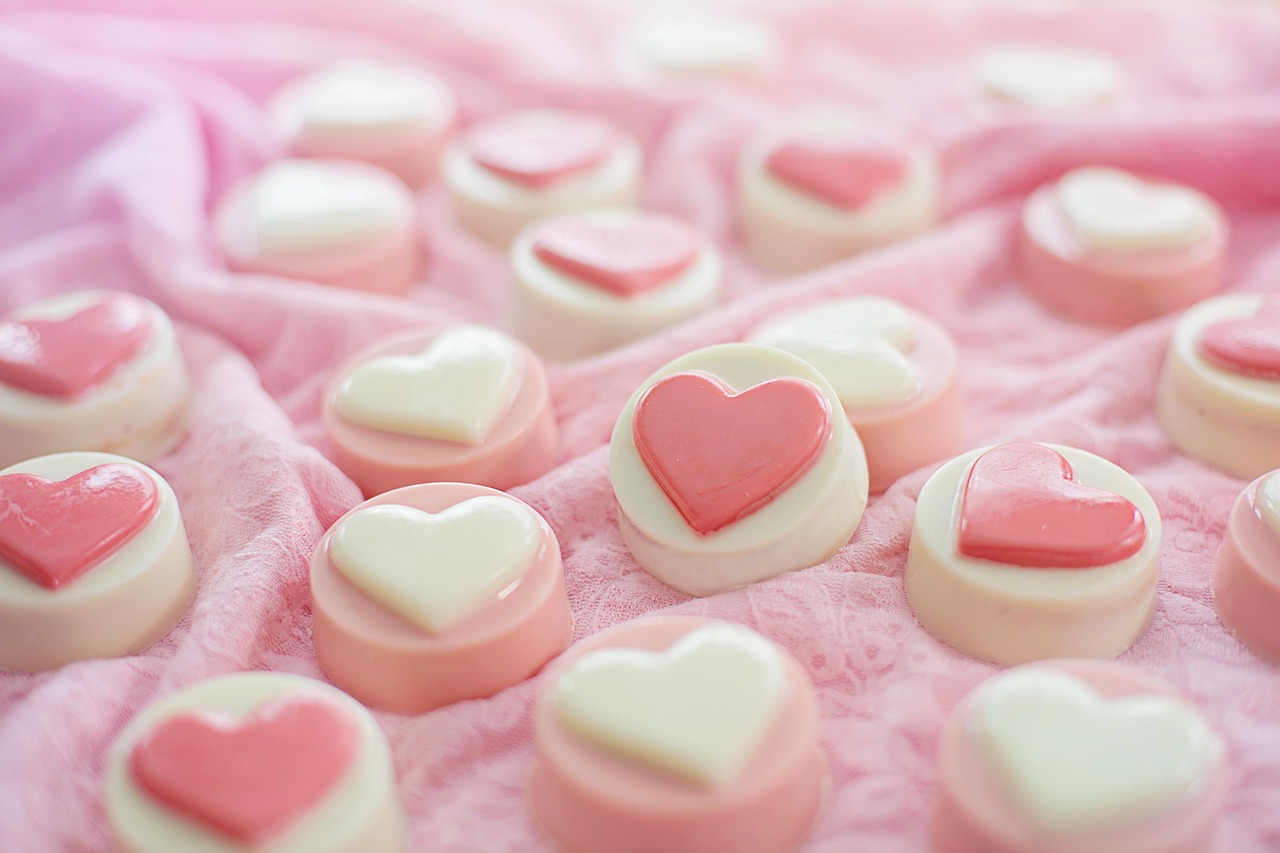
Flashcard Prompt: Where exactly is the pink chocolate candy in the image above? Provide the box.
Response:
[468,112,616,188]
[130,696,358,845]
[531,617,825,853]
[1213,472,1280,661]
[764,132,911,211]
[531,215,699,298]
[311,482,572,713]
[933,660,1225,853]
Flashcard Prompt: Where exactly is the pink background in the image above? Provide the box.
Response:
[1,0,1279,849]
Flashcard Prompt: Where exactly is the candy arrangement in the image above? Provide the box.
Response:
[2,0,1280,851]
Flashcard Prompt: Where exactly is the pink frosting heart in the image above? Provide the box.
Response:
[129,696,359,845]
[633,371,831,535]
[0,297,152,399]
[469,113,616,188]
[958,442,1146,569]
[765,132,911,211]
[1198,298,1280,379]
[0,463,160,589]
[531,215,699,297]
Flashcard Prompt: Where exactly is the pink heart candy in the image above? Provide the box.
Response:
[532,216,699,297]
[958,442,1146,569]
[1198,297,1280,379]
[765,132,910,211]
[633,371,831,535]
[0,463,160,589]
[0,297,152,399]
[469,113,616,188]
[129,696,359,845]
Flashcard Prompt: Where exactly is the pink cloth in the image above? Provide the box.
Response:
[1,0,1280,849]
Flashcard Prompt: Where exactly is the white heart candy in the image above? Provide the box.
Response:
[978,45,1122,109]
[1256,472,1280,539]
[633,16,778,76]
[329,496,541,633]
[751,296,922,408]
[251,160,413,257]
[554,623,786,787]
[970,668,1220,835]
[335,326,523,444]
[1056,167,1216,253]
[290,60,452,136]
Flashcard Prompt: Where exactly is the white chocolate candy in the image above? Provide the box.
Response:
[334,325,523,444]
[624,15,780,80]
[978,45,1123,109]
[328,496,541,633]
[250,160,415,258]
[553,623,785,787]
[1055,168,1217,254]
[969,668,1220,835]
[752,297,921,409]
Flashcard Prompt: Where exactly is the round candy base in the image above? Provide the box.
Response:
[1157,293,1280,480]
[1017,183,1225,327]
[0,291,189,468]
[311,483,573,714]
[933,660,1223,853]
[530,617,825,853]
[289,134,445,190]
[1213,473,1280,660]
[106,673,403,853]
[609,344,869,597]
[323,328,558,497]
[0,452,194,673]
[851,374,962,494]
[215,162,420,296]
[905,444,1161,665]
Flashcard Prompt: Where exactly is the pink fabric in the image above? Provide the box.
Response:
[1,0,1280,850]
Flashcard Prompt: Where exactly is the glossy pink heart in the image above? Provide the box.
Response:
[958,442,1146,569]
[1198,297,1280,379]
[129,696,359,845]
[532,216,699,297]
[0,464,159,589]
[0,297,152,399]
[633,371,831,535]
[765,132,911,211]
[469,113,615,188]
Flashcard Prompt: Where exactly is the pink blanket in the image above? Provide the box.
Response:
[2,0,1280,849]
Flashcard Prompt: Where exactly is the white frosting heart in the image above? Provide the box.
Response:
[251,160,413,257]
[970,668,1220,835]
[329,496,541,633]
[1056,167,1216,253]
[289,60,452,136]
[554,623,786,787]
[1256,472,1280,539]
[751,297,921,408]
[335,325,523,444]
[632,16,778,76]
[978,45,1122,109]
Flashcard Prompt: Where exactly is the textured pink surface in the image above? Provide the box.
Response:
[0,1,1279,851]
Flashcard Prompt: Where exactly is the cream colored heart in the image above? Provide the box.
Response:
[969,668,1221,835]
[554,623,786,787]
[251,160,413,257]
[751,296,921,408]
[633,16,778,76]
[1056,167,1216,253]
[291,60,452,136]
[978,45,1122,109]
[329,496,541,633]
[335,326,523,444]
[1256,471,1280,539]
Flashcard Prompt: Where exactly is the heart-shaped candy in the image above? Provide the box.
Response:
[293,60,447,134]
[633,372,831,535]
[251,160,411,257]
[1056,167,1216,254]
[0,463,159,590]
[469,113,615,188]
[0,297,151,400]
[130,696,359,845]
[554,623,786,786]
[1197,297,1280,380]
[979,45,1122,109]
[765,132,911,211]
[1258,472,1280,540]
[329,496,541,633]
[752,297,921,409]
[531,215,699,297]
[970,668,1219,834]
[335,326,523,444]
[958,442,1146,568]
